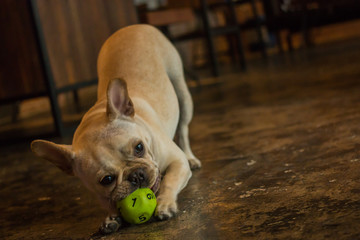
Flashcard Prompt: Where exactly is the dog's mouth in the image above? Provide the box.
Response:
[112,171,161,206]
[150,175,161,194]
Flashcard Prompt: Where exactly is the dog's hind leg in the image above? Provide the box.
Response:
[167,62,201,170]
[177,118,201,170]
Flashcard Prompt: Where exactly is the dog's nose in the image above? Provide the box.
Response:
[128,169,148,187]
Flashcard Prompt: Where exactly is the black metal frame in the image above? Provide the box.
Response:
[24,0,98,137]
[199,0,269,76]
[135,0,267,77]
[261,0,360,52]
[29,0,64,136]
[200,0,247,76]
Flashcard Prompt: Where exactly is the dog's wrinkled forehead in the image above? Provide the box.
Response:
[74,116,136,144]
[99,119,136,139]
[78,118,150,160]
[73,120,141,176]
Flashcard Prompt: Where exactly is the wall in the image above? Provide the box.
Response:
[0,0,137,101]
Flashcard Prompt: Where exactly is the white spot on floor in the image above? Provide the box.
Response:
[247,160,256,166]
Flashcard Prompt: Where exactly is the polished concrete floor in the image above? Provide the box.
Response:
[2,38,360,239]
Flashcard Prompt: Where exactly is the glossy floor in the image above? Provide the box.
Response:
[1,38,360,239]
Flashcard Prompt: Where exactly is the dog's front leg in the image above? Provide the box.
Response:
[97,198,123,234]
[156,150,192,220]
[100,215,122,234]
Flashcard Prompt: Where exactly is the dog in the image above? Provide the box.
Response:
[31,24,201,234]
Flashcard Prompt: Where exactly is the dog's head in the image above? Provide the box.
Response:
[31,78,161,213]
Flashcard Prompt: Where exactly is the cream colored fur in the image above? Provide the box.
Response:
[31,24,200,234]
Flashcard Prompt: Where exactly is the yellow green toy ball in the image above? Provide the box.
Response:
[116,188,157,224]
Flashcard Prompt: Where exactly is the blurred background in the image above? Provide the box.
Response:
[2,1,360,239]
[1,0,360,140]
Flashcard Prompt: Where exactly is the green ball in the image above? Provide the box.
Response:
[116,188,157,224]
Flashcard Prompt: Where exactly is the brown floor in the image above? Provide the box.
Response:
[2,38,360,240]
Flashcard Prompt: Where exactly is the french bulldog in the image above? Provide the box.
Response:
[31,24,201,234]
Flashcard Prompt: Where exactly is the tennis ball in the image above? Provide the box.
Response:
[116,188,157,224]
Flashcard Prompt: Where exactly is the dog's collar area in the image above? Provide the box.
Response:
[150,175,161,194]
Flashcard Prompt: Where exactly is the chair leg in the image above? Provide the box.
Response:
[250,0,267,58]
[73,90,81,113]
[227,35,238,63]
[275,31,284,53]
[184,67,201,88]
[11,101,20,123]
[228,0,246,70]
[200,0,219,76]
[287,32,294,51]
[30,0,65,137]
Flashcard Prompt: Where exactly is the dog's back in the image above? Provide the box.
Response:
[96,24,183,135]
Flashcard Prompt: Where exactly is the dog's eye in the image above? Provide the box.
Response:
[100,175,116,186]
[134,142,144,157]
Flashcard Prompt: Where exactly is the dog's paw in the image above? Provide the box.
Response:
[155,196,178,221]
[188,157,201,170]
[99,216,122,235]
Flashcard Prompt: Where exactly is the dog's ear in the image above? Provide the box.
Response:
[31,140,75,175]
[106,78,134,121]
